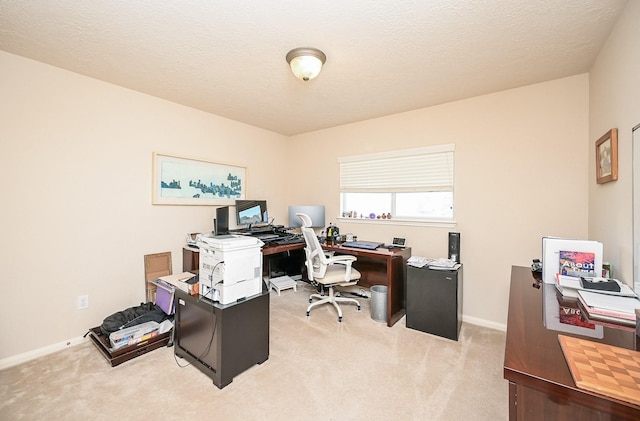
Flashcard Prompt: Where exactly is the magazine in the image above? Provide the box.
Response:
[559,250,596,278]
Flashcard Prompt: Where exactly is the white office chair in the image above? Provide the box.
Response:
[297,213,361,322]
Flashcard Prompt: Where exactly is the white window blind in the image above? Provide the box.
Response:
[338,144,454,192]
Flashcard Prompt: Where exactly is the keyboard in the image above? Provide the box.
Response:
[253,233,280,241]
[275,236,305,245]
[341,241,384,250]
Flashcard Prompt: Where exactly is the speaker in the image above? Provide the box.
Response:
[448,232,460,263]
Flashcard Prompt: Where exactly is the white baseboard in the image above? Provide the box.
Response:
[337,285,506,331]
[462,315,506,332]
[0,315,505,370]
[0,336,88,370]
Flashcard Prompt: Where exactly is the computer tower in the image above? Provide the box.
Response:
[448,232,460,263]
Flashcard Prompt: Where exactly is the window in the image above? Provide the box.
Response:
[338,144,455,223]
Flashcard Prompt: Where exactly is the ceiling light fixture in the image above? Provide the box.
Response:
[286,47,326,81]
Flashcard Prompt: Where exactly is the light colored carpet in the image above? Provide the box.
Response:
[0,282,508,420]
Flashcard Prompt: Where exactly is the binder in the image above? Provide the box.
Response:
[150,279,175,315]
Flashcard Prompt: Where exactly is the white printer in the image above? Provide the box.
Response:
[197,234,264,305]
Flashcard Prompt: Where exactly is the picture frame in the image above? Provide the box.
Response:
[595,128,618,184]
[152,153,246,205]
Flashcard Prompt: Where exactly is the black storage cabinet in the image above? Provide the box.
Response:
[173,288,269,388]
[406,265,463,340]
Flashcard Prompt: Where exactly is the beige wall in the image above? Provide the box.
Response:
[0,53,591,363]
[0,51,288,361]
[288,75,590,328]
[2,2,637,363]
[588,0,640,286]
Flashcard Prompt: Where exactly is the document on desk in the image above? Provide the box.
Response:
[427,258,460,270]
[429,263,462,270]
[407,256,433,268]
[159,272,196,292]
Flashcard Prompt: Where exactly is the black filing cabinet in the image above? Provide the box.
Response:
[406,265,463,340]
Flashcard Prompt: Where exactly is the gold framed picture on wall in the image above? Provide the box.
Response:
[595,128,618,184]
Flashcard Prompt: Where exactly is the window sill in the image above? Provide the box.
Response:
[336,217,457,228]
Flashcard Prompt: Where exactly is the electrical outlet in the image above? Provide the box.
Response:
[77,294,89,310]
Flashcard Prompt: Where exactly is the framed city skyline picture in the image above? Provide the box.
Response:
[152,152,246,205]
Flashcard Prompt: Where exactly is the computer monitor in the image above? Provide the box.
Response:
[288,205,326,228]
[215,206,229,234]
[235,200,268,226]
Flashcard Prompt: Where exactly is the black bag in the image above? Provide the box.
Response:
[100,302,169,336]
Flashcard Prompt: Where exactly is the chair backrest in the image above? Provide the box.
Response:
[297,213,328,281]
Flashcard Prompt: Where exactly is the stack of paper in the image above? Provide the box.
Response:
[407,256,433,268]
[577,289,640,327]
[159,271,197,293]
[428,258,461,270]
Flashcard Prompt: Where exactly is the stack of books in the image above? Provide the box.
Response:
[577,290,640,329]
[555,274,640,329]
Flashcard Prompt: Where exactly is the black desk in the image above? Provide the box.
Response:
[173,289,269,389]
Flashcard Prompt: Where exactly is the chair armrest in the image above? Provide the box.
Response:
[326,254,356,265]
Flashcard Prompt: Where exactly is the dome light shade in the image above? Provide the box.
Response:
[286,47,326,81]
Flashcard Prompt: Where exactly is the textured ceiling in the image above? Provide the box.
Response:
[0,0,628,136]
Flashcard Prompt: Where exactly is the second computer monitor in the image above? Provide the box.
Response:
[215,206,229,234]
[288,205,326,228]
[236,200,268,226]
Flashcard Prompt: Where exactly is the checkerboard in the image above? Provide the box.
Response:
[558,334,640,406]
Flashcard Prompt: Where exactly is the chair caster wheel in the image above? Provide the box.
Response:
[338,317,343,322]
[357,306,361,311]
[306,311,310,317]
[309,298,312,303]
